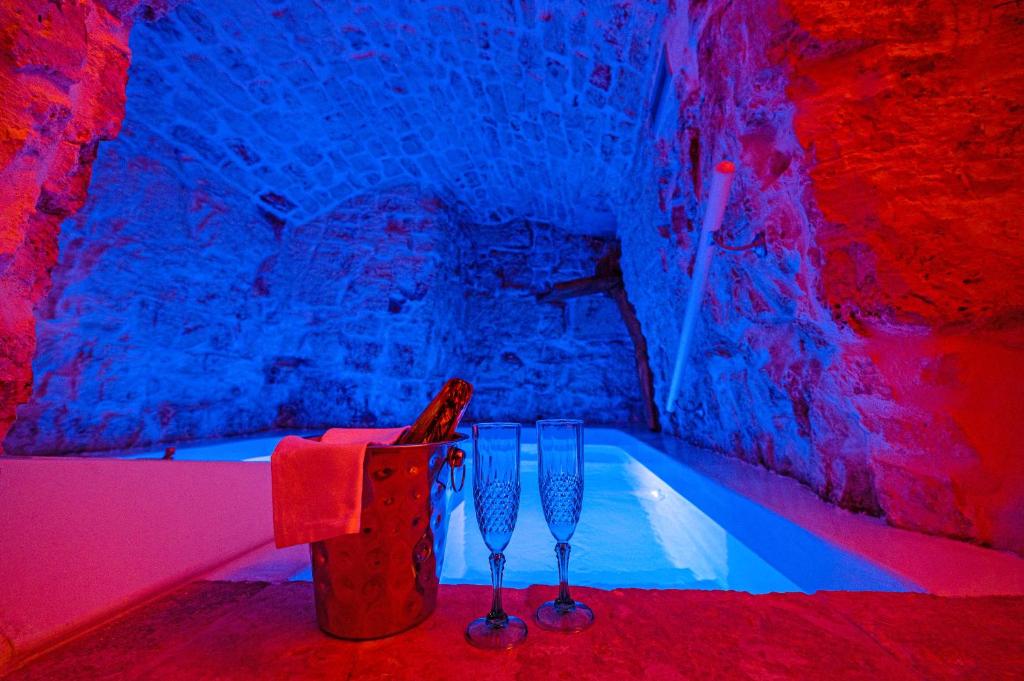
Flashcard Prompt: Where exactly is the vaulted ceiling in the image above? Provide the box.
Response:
[126,0,667,233]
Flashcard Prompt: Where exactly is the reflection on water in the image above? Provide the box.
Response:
[440,444,799,593]
[626,458,727,583]
[140,430,912,592]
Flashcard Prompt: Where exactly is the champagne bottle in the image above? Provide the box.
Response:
[395,378,473,445]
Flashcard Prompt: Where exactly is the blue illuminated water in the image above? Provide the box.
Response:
[442,443,800,593]
[121,429,918,593]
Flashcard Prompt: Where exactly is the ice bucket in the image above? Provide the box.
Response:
[310,434,466,640]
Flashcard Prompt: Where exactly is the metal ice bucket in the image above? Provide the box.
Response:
[310,434,466,640]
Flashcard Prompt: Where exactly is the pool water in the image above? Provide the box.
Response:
[119,433,306,461]
[440,443,799,592]
[121,428,917,593]
[276,433,918,593]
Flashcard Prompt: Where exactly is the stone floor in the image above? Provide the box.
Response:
[8,582,1024,680]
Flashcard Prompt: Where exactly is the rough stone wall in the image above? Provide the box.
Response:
[782,0,1024,553]
[458,220,643,424]
[113,0,663,230]
[4,110,464,452]
[6,73,642,454]
[618,0,1024,553]
[7,152,641,453]
[5,0,1019,555]
[0,0,139,452]
[0,0,663,453]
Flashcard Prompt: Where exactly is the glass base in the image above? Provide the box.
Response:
[535,600,595,632]
[465,614,528,650]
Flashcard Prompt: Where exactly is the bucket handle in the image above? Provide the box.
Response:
[435,446,466,493]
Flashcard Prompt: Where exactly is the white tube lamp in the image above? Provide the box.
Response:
[664,160,736,414]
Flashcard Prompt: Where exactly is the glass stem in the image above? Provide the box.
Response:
[555,541,573,606]
[486,551,508,625]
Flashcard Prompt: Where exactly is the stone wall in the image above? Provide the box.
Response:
[783,0,1024,554]
[4,134,465,451]
[0,0,663,453]
[104,0,664,230]
[618,0,1024,553]
[6,75,642,454]
[3,0,1021,554]
[457,219,642,423]
[1,0,661,453]
[6,146,641,453]
[0,0,138,452]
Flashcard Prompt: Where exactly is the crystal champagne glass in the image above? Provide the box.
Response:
[535,419,594,631]
[465,422,528,649]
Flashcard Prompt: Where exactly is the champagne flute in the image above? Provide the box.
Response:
[535,419,594,632]
[465,422,528,649]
